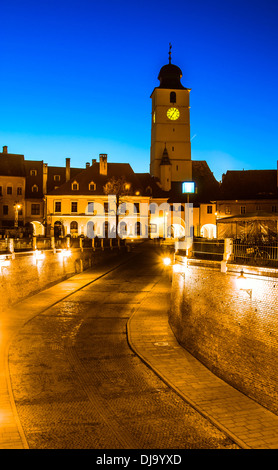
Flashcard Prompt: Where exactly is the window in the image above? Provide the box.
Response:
[207,205,213,214]
[7,186,12,195]
[272,205,277,213]
[170,91,176,103]
[31,204,40,215]
[119,202,126,214]
[32,185,38,192]
[240,206,246,215]
[17,187,22,195]
[3,205,8,215]
[176,165,178,171]
[70,221,78,235]
[0,186,2,196]
[71,181,79,190]
[71,201,78,213]
[54,201,61,213]
[30,169,37,176]
[172,146,174,151]
[54,175,60,182]
[89,181,96,191]
[225,206,231,214]
[134,203,140,214]
[87,202,94,213]
[104,202,109,213]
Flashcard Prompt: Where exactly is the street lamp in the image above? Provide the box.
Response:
[14,203,22,228]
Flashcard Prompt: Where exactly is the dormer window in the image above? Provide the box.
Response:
[30,169,37,176]
[32,184,38,192]
[72,181,79,191]
[89,181,96,191]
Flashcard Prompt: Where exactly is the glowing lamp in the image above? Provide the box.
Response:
[237,270,252,299]
[163,257,171,266]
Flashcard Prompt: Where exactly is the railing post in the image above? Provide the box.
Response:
[32,236,37,251]
[9,238,15,259]
[224,238,233,262]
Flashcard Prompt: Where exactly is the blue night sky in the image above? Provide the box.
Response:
[1,0,278,181]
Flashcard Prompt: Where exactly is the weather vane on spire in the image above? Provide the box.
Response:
[168,42,172,64]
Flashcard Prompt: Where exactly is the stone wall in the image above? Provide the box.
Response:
[169,260,278,415]
[0,247,123,312]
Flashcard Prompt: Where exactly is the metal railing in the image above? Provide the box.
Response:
[232,240,278,268]
[191,238,225,261]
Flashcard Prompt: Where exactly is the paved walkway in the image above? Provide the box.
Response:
[1,261,278,449]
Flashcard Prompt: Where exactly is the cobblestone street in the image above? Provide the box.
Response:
[8,245,237,449]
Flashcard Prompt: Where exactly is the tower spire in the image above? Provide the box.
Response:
[168,42,172,64]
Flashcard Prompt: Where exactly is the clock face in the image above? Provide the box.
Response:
[167,107,180,120]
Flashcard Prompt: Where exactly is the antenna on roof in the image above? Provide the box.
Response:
[168,42,172,64]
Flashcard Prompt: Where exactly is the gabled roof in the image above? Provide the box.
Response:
[47,166,83,193]
[47,162,144,196]
[219,170,278,200]
[0,153,25,177]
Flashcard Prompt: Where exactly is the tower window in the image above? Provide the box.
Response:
[170,91,176,103]
[172,146,174,151]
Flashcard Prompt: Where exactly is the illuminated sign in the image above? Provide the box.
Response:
[182,182,195,194]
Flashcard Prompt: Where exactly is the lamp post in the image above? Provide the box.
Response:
[14,203,22,228]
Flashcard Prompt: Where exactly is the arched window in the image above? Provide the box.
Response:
[87,221,95,239]
[170,91,176,103]
[119,221,127,237]
[32,184,38,192]
[70,221,78,235]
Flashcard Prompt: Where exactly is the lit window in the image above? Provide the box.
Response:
[225,206,231,214]
[30,169,37,176]
[32,185,38,192]
[54,175,60,182]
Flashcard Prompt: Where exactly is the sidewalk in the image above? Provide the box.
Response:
[127,275,278,450]
[1,263,278,449]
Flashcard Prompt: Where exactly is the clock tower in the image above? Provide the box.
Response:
[150,47,192,187]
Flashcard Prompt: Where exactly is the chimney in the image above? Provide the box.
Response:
[2,146,8,154]
[92,159,96,165]
[86,162,90,169]
[43,163,48,194]
[99,154,107,175]
[66,158,70,182]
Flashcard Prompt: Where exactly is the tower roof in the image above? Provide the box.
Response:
[158,63,186,89]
